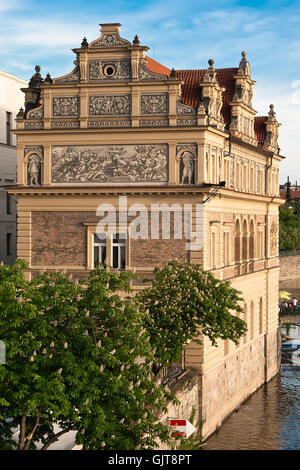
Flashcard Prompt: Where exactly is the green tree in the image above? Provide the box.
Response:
[0,261,172,450]
[279,202,300,252]
[137,261,247,369]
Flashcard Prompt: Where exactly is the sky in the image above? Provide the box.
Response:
[0,0,299,183]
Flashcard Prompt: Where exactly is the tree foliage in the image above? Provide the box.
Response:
[0,260,247,450]
[0,261,172,450]
[137,261,247,367]
[279,202,300,251]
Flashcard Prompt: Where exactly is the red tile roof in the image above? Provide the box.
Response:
[145,56,171,77]
[175,68,238,124]
[175,69,205,108]
[281,190,300,200]
[144,56,267,143]
[254,116,267,145]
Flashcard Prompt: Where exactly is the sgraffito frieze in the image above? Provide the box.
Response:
[88,59,131,81]
[176,101,196,115]
[27,105,44,120]
[141,94,168,115]
[24,122,44,129]
[270,219,278,256]
[90,33,131,48]
[139,120,169,127]
[89,95,130,116]
[24,146,44,158]
[51,121,80,129]
[87,121,131,128]
[176,143,197,154]
[52,96,80,117]
[177,118,197,126]
[139,62,168,81]
[51,144,168,184]
[54,66,80,84]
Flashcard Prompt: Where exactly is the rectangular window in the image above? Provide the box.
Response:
[258,231,265,259]
[6,112,11,145]
[6,233,12,256]
[112,233,126,270]
[223,232,229,267]
[211,155,216,184]
[6,193,12,215]
[243,165,247,192]
[93,233,106,268]
[250,167,254,192]
[211,232,216,269]
[226,160,230,187]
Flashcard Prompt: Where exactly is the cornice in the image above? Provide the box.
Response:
[218,187,284,205]
[6,183,214,197]
[229,134,276,158]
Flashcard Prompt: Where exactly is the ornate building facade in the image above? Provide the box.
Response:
[9,23,282,439]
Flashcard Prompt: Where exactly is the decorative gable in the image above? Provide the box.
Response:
[89,23,131,48]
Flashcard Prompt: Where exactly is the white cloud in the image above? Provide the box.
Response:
[0,0,20,11]
[254,83,300,184]
[0,0,298,183]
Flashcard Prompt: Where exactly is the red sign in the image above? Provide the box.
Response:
[167,418,196,439]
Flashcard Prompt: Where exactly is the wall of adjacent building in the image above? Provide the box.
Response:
[0,70,27,264]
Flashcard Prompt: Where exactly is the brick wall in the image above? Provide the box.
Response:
[32,211,93,266]
[31,211,187,268]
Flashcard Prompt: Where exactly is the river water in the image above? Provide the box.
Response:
[203,280,300,450]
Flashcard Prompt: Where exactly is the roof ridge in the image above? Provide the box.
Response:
[175,67,239,72]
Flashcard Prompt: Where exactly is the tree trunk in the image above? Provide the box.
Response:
[24,416,40,450]
[18,413,27,450]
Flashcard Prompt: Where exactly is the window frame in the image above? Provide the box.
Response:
[85,223,130,270]
[6,233,12,256]
[92,233,107,268]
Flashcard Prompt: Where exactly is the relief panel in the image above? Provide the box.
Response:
[141,94,168,115]
[90,33,131,48]
[52,97,79,117]
[51,144,168,184]
[89,95,130,116]
[88,59,131,81]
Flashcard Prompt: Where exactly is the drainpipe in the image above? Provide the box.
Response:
[228,131,232,156]
[265,153,273,196]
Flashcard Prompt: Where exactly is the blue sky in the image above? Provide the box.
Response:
[0,0,299,182]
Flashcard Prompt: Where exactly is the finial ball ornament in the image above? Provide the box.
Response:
[241,51,247,58]
[208,59,214,67]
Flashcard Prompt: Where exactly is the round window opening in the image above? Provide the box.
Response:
[103,65,116,77]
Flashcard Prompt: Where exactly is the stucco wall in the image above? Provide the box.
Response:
[156,369,200,450]
[280,255,300,281]
[199,327,280,440]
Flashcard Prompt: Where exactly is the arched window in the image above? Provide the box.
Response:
[242,219,248,261]
[235,219,241,263]
[250,301,255,340]
[236,162,240,190]
[243,303,248,345]
[212,154,216,184]
[223,231,230,266]
[259,297,263,334]
[206,152,209,182]
[249,220,255,260]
